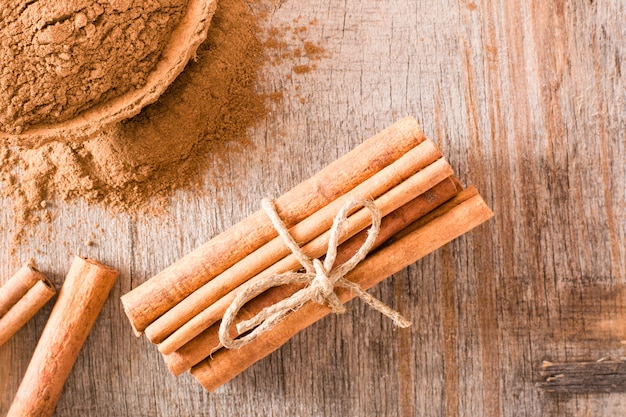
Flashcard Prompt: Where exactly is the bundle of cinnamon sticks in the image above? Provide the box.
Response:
[121,117,493,391]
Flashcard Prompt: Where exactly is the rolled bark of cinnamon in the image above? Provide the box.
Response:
[0,264,50,317]
[190,187,493,391]
[6,256,118,417]
[121,116,426,334]
[163,177,461,375]
[157,157,454,354]
[149,144,448,347]
[0,268,56,347]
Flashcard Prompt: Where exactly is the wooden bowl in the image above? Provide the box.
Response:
[0,0,217,147]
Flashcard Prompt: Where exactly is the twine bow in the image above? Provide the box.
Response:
[219,198,411,350]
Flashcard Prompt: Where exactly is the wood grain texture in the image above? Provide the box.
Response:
[539,360,626,393]
[1,0,624,416]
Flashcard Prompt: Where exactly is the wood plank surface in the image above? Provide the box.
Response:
[538,360,626,393]
[1,0,625,415]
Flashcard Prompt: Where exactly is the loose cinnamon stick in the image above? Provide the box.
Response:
[157,157,453,354]
[163,178,461,375]
[122,116,426,334]
[148,141,444,346]
[0,276,56,347]
[0,264,49,317]
[190,187,493,391]
[7,256,118,417]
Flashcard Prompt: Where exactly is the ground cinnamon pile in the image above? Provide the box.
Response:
[0,0,188,134]
[0,0,327,243]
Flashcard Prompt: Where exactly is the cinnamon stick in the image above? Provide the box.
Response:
[0,273,56,347]
[163,177,461,375]
[147,141,444,346]
[121,116,426,334]
[0,264,49,317]
[190,187,493,391]
[157,157,453,354]
[7,256,118,417]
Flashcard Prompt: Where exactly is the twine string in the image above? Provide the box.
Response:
[219,198,411,350]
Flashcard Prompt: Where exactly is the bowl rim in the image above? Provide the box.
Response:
[0,0,217,148]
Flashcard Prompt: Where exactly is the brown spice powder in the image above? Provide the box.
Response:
[1,0,265,239]
[0,0,328,244]
[292,65,312,74]
[0,0,188,134]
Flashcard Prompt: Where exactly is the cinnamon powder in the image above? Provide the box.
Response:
[0,0,327,243]
[0,0,188,134]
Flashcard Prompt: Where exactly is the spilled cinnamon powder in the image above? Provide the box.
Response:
[0,0,327,243]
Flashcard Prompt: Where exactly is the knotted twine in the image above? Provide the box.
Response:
[219,198,411,350]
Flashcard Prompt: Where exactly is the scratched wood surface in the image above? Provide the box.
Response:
[1,0,625,415]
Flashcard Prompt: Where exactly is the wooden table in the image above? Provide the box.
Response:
[2,0,625,415]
